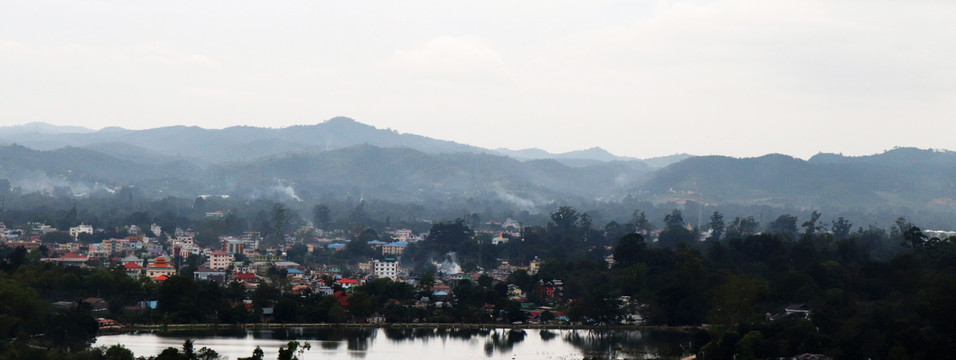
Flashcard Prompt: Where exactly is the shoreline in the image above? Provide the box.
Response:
[104,323,702,334]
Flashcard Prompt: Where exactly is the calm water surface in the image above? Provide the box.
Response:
[97,327,690,360]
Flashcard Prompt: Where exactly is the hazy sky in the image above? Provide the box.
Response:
[2,0,955,159]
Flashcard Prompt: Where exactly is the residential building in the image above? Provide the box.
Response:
[101,238,130,255]
[382,241,408,255]
[44,253,89,266]
[338,278,360,289]
[223,237,243,254]
[373,258,399,280]
[124,262,143,279]
[69,224,94,240]
[208,251,232,270]
[194,267,226,283]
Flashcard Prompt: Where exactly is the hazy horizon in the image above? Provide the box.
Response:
[2,118,944,161]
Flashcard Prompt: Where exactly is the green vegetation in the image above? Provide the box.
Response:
[1,199,956,359]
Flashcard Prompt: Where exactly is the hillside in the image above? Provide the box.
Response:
[641,148,956,210]
[2,119,956,223]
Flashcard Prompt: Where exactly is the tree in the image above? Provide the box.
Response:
[901,226,929,250]
[157,276,201,322]
[831,217,853,240]
[632,210,653,234]
[47,301,99,351]
[767,214,798,240]
[0,277,46,340]
[707,273,766,330]
[725,216,760,239]
[660,210,695,247]
[312,204,331,230]
[663,209,684,228]
[271,203,290,237]
[613,233,646,268]
[348,291,375,319]
[708,211,725,241]
[349,201,369,226]
[41,231,73,244]
[425,219,474,255]
[104,344,135,360]
[801,211,822,241]
[550,206,580,230]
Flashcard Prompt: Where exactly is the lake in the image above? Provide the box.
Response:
[97,327,691,360]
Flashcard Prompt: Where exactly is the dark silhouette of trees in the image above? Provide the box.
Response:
[708,211,725,241]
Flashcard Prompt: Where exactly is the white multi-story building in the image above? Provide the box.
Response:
[372,258,399,280]
[69,224,94,240]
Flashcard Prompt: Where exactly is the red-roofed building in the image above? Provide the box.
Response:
[124,262,143,279]
[146,257,176,278]
[45,253,89,267]
[97,318,121,329]
[153,274,169,282]
[338,278,360,289]
[235,272,258,283]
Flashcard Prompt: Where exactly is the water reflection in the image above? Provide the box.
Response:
[98,327,690,360]
[539,329,557,342]
[483,329,526,357]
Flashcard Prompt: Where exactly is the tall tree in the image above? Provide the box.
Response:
[767,214,798,240]
[271,203,290,238]
[631,210,653,234]
[660,210,695,247]
[663,209,685,228]
[708,211,725,241]
[725,216,760,239]
[801,211,822,241]
[831,217,853,240]
[312,204,331,230]
[613,233,647,268]
[550,206,580,230]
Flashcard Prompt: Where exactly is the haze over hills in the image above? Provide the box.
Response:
[0,118,955,227]
[0,118,653,165]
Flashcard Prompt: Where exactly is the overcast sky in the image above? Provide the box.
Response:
[2,0,955,159]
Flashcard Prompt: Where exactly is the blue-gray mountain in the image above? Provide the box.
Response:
[0,119,953,220]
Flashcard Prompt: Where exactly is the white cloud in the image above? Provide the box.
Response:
[381,36,508,82]
[134,43,221,70]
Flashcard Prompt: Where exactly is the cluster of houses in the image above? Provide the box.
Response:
[0,218,649,325]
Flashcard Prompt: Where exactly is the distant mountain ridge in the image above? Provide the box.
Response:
[2,119,955,223]
[0,122,95,135]
[0,118,658,165]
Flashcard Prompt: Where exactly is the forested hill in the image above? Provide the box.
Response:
[2,118,956,226]
[640,148,956,211]
[0,143,652,203]
[211,145,651,202]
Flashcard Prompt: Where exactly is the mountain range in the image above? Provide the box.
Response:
[1,118,954,224]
